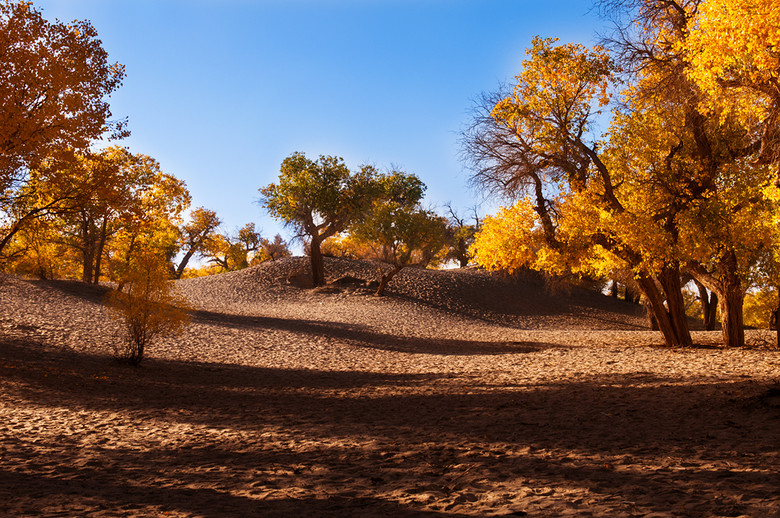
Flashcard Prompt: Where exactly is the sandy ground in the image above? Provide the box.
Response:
[1,259,779,517]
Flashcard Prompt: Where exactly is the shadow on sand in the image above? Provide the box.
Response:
[1,337,778,516]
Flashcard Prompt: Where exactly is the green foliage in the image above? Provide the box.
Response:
[260,152,386,286]
[348,171,447,294]
[260,152,381,239]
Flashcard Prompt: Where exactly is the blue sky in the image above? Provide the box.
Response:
[35,0,602,244]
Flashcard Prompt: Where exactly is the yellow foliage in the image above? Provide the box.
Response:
[105,251,190,365]
[744,289,777,329]
[470,200,542,274]
[687,0,780,99]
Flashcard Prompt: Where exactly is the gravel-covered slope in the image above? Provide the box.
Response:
[175,256,648,330]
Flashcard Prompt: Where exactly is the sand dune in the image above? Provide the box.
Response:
[1,258,779,516]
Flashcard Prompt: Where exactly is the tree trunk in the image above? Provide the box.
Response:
[625,285,641,304]
[79,215,96,283]
[174,248,197,279]
[636,269,692,347]
[92,218,108,284]
[310,236,325,287]
[610,280,618,298]
[719,277,745,348]
[776,288,780,350]
[659,265,693,347]
[376,265,403,296]
[81,245,95,283]
[636,275,677,346]
[694,279,718,330]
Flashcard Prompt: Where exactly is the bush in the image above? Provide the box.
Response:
[105,252,190,365]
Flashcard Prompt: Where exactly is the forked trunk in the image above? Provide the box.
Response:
[637,270,693,348]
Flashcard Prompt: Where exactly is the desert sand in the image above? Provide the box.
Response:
[1,257,779,517]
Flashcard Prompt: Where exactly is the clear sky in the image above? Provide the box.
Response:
[34,0,602,244]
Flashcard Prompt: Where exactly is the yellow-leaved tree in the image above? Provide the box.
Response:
[686,0,780,167]
[466,2,780,348]
[1,0,125,259]
[105,251,190,366]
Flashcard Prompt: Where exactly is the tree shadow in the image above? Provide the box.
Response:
[2,337,779,516]
[0,470,470,518]
[28,278,112,304]
[380,266,648,330]
[191,308,556,355]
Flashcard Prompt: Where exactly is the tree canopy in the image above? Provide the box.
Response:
[0,0,125,190]
[465,1,780,348]
[260,152,384,286]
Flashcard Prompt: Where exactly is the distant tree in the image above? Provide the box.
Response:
[204,223,263,272]
[444,203,479,268]
[237,223,262,257]
[173,207,220,279]
[202,233,244,272]
[258,233,291,262]
[1,1,125,217]
[356,204,448,296]
[260,152,382,286]
[349,172,447,296]
[320,233,367,260]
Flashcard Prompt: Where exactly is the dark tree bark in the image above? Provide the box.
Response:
[694,279,718,330]
[92,218,108,284]
[375,265,403,296]
[776,289,780,349]
[309,235,326,287]
[637,268,693,347]
[718,264,745,349]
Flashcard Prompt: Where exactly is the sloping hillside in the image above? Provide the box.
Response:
[176,256,648,330]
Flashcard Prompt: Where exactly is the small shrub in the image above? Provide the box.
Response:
[105,252,190,365]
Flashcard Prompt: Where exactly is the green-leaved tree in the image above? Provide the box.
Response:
[260,152,382,287]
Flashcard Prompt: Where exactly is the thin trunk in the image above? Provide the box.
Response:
[776,289,780,350]
[610,280,618,298]
[625,285,641,304]
[174,248,197,279]
[376,265,403,296]
[310,236,325,287]
[80,215,95,283]
[694,279,718,330]
[708,292,719,330]
[93,218,108,284]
